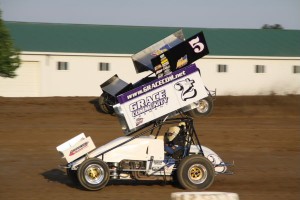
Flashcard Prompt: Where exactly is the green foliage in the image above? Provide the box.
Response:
[262,24,284,29]
[0,11,20,78]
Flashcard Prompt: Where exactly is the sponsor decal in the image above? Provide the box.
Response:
[117,64,199,104]
[69,141,89,156]
[129,90,168,117]
[176,55,188,69]
[155,53,171,78]
[136,118,144,126]
[125,71,186,101]
[174,78,197,101]
[207,154,217,165]
[154,64,163,71]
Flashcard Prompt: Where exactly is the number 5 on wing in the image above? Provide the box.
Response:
[189,36,205,53]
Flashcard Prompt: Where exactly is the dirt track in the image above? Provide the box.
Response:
[0,96,299,200]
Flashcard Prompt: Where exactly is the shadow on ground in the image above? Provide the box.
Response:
[41,168,81,189]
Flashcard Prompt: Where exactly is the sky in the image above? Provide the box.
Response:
[0,0,299,30]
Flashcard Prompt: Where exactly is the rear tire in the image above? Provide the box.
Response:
[187,97,213,117]
[98,94,114,114]
[177,155,215,190]
[77,158,110,191]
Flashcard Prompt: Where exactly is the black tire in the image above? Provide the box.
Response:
[66,168,79,185]
[187,97,213,117]
[77,158,110,191]
[177,155,215,190]
[98,94,114,114]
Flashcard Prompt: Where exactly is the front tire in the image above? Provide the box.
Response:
[77,158,110,191]
[177,155,215,190]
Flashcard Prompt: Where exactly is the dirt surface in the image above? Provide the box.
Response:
[0,95,299,200]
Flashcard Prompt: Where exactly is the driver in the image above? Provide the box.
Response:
[164,123,186,155]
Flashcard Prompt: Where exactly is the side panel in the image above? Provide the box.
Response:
[87,136,164,163]
[148,139,164,161]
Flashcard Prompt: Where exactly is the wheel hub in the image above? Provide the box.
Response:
[84,164,104,184]
[197,99,209,113]
[188,164,207,184]
[88,168,100,179]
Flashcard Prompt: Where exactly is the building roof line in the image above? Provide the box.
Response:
[6,21,300,57]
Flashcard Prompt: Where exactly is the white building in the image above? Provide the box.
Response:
[1,22,300,97]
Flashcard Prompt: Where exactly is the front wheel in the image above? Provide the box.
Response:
[186,97,213,117]
[77,158,110,191]
[177,155,215,190]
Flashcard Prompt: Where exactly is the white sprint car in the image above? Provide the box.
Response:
[56,30,233,191]
[56,117,232,191]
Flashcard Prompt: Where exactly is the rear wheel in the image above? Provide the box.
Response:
[187,97,213,117]
[177,155,215,190]
[77,158,110,191]
[98,94,114,114]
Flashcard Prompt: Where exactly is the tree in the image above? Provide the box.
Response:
[262,24,284,29]
[0,11,20,78]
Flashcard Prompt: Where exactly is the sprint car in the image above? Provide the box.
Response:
[56,30,232,191]
[57,116,232,191]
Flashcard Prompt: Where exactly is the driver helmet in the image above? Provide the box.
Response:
[178,121,186,132]
[178,122,186,127]
[166,126,180,141]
